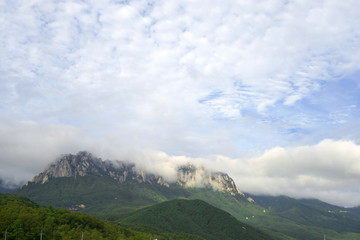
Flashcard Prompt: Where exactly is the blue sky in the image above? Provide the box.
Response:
[1,0,360,206]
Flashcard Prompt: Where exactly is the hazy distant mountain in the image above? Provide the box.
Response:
[0,178,18,194]
[250,195,360,239]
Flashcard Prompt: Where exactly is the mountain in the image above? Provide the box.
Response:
[29,151,248,199]
[247,195,360,240]
[252,195,360,232]
[31,151,169,186]
[17,151,260,217]
[120,199,273,240]
[0,193,205,240]
[15,151,360,240]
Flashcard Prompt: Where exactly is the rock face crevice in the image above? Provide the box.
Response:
[31,151,248,200]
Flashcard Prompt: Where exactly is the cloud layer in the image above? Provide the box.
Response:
[215,139,360,207]
[1,0,360,206]
[128,139,360,207]
[1,0,360,151]
[0,122,359,207]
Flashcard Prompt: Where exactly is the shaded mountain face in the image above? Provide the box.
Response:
[29,151,248,200]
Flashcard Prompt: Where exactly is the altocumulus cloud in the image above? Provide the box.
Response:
[1,1,360,140]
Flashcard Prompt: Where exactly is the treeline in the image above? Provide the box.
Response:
[0,194,201,240]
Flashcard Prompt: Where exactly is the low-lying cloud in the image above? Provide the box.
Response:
[213,139,360,207]
[0,121,358,207]
[0,120,85,183]
[105,139,360,207]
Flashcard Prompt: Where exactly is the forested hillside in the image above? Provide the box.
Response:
[121,199,273,240]
[0,194,203,240]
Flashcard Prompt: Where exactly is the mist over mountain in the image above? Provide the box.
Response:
[3,139,360,207]
[27,151,250,201]
[18,150,359,208]
[0,177,21,193]
[15,151,360,240]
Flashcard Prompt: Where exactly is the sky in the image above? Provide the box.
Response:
[1,0,360,207]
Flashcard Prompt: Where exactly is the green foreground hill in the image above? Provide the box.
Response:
[0,194,205,240]
[120,199,273,240]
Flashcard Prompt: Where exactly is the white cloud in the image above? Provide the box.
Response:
[0,120,359,207]
[0,120,85,183]
[212,139,360,207]
[2,0,360,123]
[1,0,360,206]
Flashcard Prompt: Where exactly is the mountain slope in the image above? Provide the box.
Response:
[246,195,360,240]
[252,195,360,232]
[19,174,191,218]
[14,151,360,240]
[29,151,247,199]
[120,199,273,240]
[18,175,285,238]
[17,151,255,218]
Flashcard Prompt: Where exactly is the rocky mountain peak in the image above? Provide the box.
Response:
[30,152,248,200]
[31,152,168,187]
[32,151,106,184]
[177,164,245,197]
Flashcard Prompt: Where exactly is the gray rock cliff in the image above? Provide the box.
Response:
[30,151,249,200]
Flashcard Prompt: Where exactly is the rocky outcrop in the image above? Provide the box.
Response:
[31,151,168,187]
[32,152,105,183]
[30,151,249,201]
[177,164,245,197]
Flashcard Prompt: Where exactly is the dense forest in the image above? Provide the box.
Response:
[120,199,273,240]
[0,194,203,240]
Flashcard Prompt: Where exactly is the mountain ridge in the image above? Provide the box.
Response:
[28,151,250,201]
[15,151,360,240]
